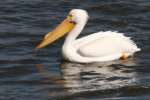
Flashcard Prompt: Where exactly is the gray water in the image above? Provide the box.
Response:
[0,0,150,100]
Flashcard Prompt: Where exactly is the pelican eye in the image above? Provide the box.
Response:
[67,14,72,19]
[67,15,76,24]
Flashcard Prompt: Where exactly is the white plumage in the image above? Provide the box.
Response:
[77,31,139,57]
[62,9,140,63]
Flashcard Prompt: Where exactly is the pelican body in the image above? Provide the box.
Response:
[36,9,140,63]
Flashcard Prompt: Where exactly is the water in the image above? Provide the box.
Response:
[0,0,150,100]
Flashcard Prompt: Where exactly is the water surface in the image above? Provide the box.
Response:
[0,0,150,100]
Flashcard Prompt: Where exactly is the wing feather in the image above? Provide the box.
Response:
[75,31,140,57]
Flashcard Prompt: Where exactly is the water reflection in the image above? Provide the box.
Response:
[60,59,138,93]
[35,59,138,94]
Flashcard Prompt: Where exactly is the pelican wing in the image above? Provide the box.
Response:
[74,31,108,49]
[75,31,140,58]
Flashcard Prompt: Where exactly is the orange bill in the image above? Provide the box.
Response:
[36,18,75,48]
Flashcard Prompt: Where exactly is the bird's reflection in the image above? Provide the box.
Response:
[35,58,138,94]
[60,59,138,93]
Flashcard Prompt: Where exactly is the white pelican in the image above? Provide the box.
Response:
[36,9,140,63]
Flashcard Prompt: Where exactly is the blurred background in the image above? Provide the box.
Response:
[0,0,150,100]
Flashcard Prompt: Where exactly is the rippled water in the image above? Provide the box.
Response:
[0,0,150,100]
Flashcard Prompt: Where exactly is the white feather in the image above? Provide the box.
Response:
[62,9,140,63]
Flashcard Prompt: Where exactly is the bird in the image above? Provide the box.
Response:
[36,9,140,63]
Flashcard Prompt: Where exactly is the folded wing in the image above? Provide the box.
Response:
[75,31,140,58]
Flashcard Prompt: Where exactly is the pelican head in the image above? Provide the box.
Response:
[36,9,89,48]
[69,9,89,23]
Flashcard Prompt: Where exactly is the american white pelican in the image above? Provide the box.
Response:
[36,9,140,63]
